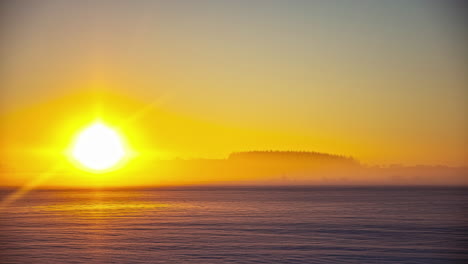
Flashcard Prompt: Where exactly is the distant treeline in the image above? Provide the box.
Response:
[228,150,358,164]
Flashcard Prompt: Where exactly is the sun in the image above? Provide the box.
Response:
[71,122,127,172]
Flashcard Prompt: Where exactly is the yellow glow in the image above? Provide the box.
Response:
[71,122,126,172]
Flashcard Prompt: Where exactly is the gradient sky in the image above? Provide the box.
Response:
[1,0,467,166]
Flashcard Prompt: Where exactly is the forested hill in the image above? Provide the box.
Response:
[228,151,358,165]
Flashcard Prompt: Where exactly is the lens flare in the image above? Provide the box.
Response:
[71,122,126,171]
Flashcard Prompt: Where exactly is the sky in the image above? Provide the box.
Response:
[1,0,467,167]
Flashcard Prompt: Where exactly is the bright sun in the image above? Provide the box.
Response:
[71,122,126,172]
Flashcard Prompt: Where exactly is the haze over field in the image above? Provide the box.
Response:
[1,2,467,264]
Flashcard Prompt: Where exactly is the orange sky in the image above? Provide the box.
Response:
[0,0,467,187]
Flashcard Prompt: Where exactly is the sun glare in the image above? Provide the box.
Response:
[71,122,126,172]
